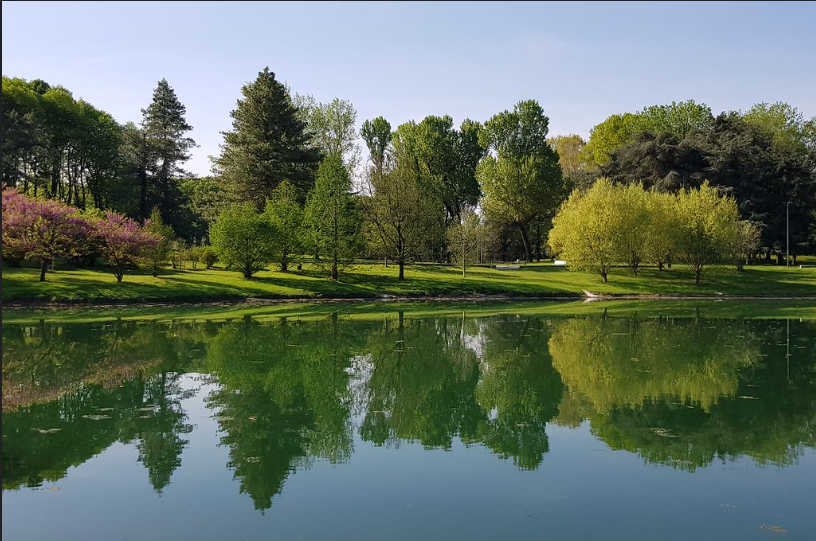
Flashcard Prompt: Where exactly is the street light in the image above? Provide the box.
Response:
[786,201,791,267]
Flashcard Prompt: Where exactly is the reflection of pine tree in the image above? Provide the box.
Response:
[135,372,194,493]
[210,385,312,511]
[205,317,358,510]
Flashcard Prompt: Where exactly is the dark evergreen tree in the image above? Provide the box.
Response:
[601,131,709,192]
[214,67,321,210]
[140,79,196,230]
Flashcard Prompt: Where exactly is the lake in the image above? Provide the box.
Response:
[3,303,815,540]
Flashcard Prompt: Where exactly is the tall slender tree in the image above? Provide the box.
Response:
[361,117,392,177]
[305,155,357,280]
[140,79,195,227]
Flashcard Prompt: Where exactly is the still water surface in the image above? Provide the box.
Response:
[3,308,815,540]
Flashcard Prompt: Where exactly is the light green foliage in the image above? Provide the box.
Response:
[361,117,392,176]
[549,180,741,283]
[580,113,640,169]
[294,94,361,174]
[730,220,763,271]
[743,102,810,154]
[200,246,218,269]
[637,99,714,138]
[264,180,303,272]
[210,202,277,278]
[547,134,586,179]
[446,210,481,277]
[142,207,175,277]
[477,100,566,262]
[618,183,651,276]
[674,182,740,283]
[548,178,623,282]
[645,191,678,270]
[364,159,436,280]
[304,155,357,280]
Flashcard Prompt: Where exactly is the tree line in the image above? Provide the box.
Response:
[3,70,815,282]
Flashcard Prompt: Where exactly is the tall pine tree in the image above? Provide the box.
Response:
[215,68,320,209]
[140,79,195,230]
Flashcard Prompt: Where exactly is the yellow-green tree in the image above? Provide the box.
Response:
[644,191,677,270]
[674,182,740,283]
[618,183,651,276]
[730,220,762,271]
[547,177,623,282]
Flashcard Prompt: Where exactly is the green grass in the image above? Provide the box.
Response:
[3,298,815,325]
[2,260,816,306]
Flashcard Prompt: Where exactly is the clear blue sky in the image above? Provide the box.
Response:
[3,1,815,177]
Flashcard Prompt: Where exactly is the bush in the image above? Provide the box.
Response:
[200,246,218,269]
[210,203,277,278]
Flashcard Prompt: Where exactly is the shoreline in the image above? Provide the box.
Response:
[3,292,816,312]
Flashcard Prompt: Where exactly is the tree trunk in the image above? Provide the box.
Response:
[516,223,532,262]
[398,259,404,281]
[601,269,608,283]
[281,249,289,272]
[40,259,49,282]
[115,267,124,283]
[462,234,467,277]
[695,267,702,284]
[139,163,148,221]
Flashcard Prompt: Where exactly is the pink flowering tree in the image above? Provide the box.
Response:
[94,211,160,282]
[2,185,91,281]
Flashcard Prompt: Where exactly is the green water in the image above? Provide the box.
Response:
[2,307,815,540]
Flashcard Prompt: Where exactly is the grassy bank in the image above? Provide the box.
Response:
[2,260,816,305]
[3,298,816,325]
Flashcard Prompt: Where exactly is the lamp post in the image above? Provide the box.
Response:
[786,201,791,267]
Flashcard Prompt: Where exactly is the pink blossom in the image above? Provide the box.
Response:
[2,185,92,281]
[94,211,160,282]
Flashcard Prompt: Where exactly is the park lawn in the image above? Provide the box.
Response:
[2,261,816,305]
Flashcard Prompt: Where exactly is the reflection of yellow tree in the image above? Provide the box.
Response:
[549,317,760,413]
[550,317,816,471]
